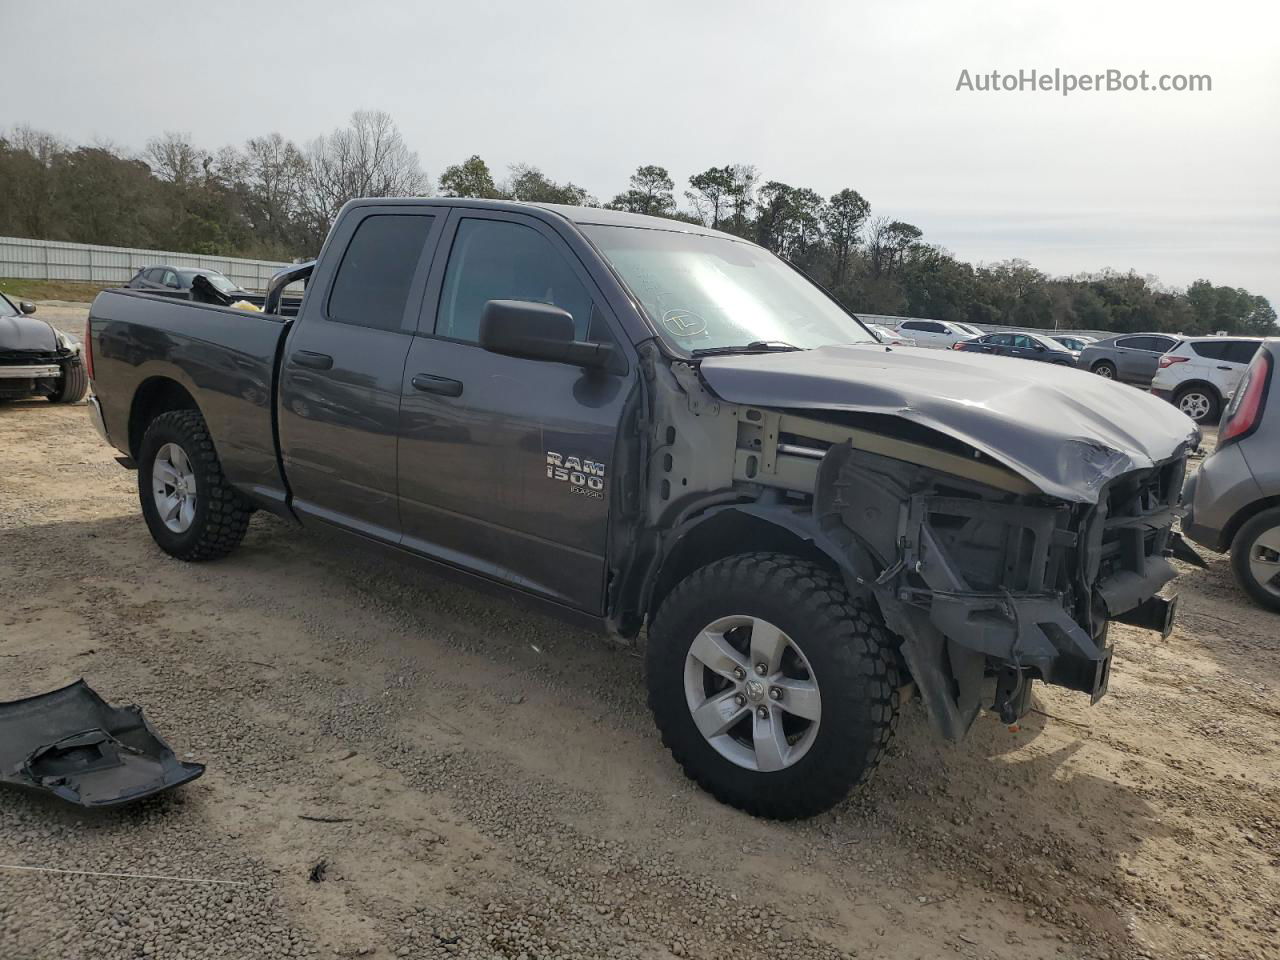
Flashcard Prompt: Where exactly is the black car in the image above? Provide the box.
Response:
[953,331,1079,366]
[0,293,88,402]
[125,265,248,298]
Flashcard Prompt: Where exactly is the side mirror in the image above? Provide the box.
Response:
[1033,344,1046,352]
[19,301,36,315]
[479,300,621,372]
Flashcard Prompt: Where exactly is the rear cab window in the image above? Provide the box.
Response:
[327,213,436,331]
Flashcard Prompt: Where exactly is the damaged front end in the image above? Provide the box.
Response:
[813,436,1185,738]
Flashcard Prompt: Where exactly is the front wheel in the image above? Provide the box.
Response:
[48,357,88,403]
[138,410,251,561]
[647,553,899,819]
[1231,507,1280,612]
[1092,361,1117,379]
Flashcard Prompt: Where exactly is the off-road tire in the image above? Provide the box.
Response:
[48,357,88,403]
[1174,385,1221,424]
[138,410,251,561]
[647,552,900,819]
[1230,507,1280,613]
[1092,360,1117,379]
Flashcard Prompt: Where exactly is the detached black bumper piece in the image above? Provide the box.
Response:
[0,679,203,808]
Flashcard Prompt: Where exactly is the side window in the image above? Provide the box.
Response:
[1150,336,1177,353]
[1191,340,1230,361]
[988,333,1012,346]
[436,218,595,343]
[162,270,178,287]
[1012,335,1034,348]
[900,321,925,332]
[1116,336,1143,350]
[328,214,435,331]
[1226,341,1260,365]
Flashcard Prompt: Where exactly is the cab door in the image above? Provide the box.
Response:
[277,208,442,540]
[396,209,635,612]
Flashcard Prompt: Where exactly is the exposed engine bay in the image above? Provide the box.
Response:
[619,342,1196,739]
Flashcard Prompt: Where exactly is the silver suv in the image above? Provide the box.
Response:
[1183,340,1280,611]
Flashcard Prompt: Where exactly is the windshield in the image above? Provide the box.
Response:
[0,294,17,318]
[955,322,985,336]
[582,225,874,352]
[182,271,238,294]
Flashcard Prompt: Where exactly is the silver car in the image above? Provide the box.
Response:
[1183,339,1280,611]
[1077,332,1181,386]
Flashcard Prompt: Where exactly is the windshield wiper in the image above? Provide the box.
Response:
[691,340,804,358]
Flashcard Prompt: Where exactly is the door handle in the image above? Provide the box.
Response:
[292,350,333,370]
[1216,365,1232,371]
[411,374,463,397]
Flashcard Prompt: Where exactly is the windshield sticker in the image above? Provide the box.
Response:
[661,310,708,339]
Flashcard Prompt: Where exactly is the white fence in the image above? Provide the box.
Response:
[0,236,293,292]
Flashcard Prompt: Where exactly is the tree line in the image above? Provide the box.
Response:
[0,111,1273,335]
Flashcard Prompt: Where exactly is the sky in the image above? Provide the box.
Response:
[3,0,1277,304]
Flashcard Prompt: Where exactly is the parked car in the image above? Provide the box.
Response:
[1077,333,1181,386]
[1182,340,1280,610]
[86,197,1194,819]
[0,292,88,403]
[892,318,977,349]
[952,331,1078,366]
[1051,334,1097,352]
[125,265,249,298]
[866,323,915,346]
[1150,336,1263,424]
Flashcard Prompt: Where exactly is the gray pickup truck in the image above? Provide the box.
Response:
[87,198,1196,818]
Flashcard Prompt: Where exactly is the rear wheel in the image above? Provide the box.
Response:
[48,357,88,403]
[1174,386,1221,424]
[138,410,251,561]
[1092,360,1117,379]
[1231,507,1280,613]
[647,553,899,819]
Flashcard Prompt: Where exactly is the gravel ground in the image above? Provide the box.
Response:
[1,303,1277,959]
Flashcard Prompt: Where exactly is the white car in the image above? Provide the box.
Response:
[1150,336,1264,423]
[866,323,915,346]
[894,318,979,350]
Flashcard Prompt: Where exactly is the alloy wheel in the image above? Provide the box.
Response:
[1247,524,1280,600]
[151,442,197,533]
[1178,392,1212,421]
[683,615,822,772]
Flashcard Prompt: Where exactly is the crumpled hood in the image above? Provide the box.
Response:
[698,343,1198,503]
[0,314,58,353]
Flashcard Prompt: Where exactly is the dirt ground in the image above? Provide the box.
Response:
[1,305,1277,960]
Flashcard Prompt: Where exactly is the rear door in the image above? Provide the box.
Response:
[277,207,443,540]
[988,333,1015,356]
[1115,335,1174,383]
[396,209,634,612]
[901,320,944,348]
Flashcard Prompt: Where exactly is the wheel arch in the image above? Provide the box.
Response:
[128,376,201,460]
[1172,378,1222,401]
[1223,495,1280,552]
[644,504,875,624]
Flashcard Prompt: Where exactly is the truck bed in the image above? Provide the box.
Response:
[88,288,293,507]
